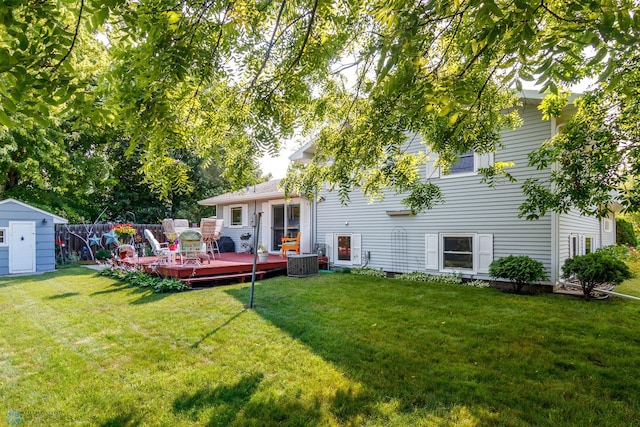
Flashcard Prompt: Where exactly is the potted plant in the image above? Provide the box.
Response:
[166,233,179,251]
[257,243,269,262]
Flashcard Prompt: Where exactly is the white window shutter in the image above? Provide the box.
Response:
[425,151,440,179]
[325,233,333,263]
[351,234,362,265]
[223,206,230,222]
[241,204,249,227]
[474,152,494,171]
[477,234,493,273]
[425,234,438,270]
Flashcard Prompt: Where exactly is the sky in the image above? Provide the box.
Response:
[258,140,299,179]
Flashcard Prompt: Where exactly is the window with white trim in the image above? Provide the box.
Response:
[426,149,494,180]
[0,228,7,246]
[224,204,248,228]
[449,151,474,174]
[569,234,579,258]
[230,206,243,226]
[442,235,474,270]
[425,233,493,274]
[585,236,594,254]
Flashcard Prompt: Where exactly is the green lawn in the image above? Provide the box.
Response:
[1,267,640,426]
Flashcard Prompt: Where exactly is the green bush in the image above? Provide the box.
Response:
[99,266,189,293]
[616,218,637,247]
[562,252,632,300]
[595,244,640,262]
[94,249,112,260]
[489,255,548,293]
[350,267,387,278]
[395,271,463,285]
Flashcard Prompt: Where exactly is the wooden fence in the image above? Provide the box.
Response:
[55,223,164,259]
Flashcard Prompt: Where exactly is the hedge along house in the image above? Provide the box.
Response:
[289,90,618,284]
[198,179,312,255]
[0,198,68,275]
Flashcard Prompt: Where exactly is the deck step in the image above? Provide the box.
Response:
[182,271,266,284]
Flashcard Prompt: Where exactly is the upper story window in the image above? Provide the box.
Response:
[425,149,493,180]
[449,151,474,174]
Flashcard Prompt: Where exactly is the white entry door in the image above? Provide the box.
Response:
[9,221,36,274]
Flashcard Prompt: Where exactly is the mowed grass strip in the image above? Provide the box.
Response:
[0,267,639,426]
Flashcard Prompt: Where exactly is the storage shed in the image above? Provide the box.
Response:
[0,199,68,275]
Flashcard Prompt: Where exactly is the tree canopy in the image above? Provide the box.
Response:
[1,0,639,217]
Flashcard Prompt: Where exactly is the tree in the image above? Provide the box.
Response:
[1,1,639,215]
[562,252,632,300]
[616,218,637,247]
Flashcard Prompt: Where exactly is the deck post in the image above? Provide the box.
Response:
[249,211,262,309]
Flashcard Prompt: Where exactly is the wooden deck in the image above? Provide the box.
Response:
[119,252,288,285]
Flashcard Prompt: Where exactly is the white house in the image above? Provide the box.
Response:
[288,90,616,284]
[198,180,313,255]
[0,198,68,275]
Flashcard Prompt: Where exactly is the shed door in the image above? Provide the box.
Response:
[9,221,36,274]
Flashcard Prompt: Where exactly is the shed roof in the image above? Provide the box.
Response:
[0,198,68,224]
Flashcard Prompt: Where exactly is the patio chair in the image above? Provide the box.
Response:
[281,232,301,257]
[144,229,171,264]
[179,229,209,265]
[174,218,189,234]
[200,217,218,259]
[212,219,224,258]
[162,218,176,242]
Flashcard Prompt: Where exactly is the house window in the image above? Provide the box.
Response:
[230,206,243,226]
[585,236,593,254]
[0,228,7,246]
[570,235,579,258]
[449,151,474,174]
[442,235,474,270]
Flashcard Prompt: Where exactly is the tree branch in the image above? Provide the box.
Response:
[52,0,84,72]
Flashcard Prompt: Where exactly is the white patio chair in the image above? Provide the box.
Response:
[144,229,171,264]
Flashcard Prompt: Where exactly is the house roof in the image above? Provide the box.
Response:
[198,179,296,206]
[0,198,68,224]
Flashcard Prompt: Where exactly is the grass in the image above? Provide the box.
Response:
[1,267,640,426]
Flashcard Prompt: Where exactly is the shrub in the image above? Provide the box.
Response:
[94,249,112,260]
[489,255,548,293]
[562,252,632,300]
[350,267,386,278]
[395,272,463,285]
[616,218,637,247]
[99,266,189,293]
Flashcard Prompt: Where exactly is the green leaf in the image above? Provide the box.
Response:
[0,108,14,127]
[2,96,16,112]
